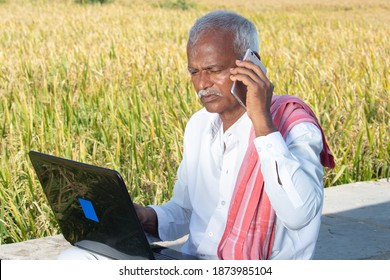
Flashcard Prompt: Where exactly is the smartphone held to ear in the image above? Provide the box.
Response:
[230,49,267,109]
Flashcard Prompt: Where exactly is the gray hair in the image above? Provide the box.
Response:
[187,10,259,58]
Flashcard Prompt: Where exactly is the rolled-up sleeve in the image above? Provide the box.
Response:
[254,122,324,230]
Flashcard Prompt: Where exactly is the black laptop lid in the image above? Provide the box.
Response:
[29,150,154,260]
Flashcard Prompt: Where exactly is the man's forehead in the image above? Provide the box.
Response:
[187,49,233,69]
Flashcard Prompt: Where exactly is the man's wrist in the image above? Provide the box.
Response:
[144,207,159,238]
[251,113,277,137]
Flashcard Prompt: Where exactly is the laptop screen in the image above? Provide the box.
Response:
[29,151,154,259]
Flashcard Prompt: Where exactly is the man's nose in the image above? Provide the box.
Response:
[198,70,213,90]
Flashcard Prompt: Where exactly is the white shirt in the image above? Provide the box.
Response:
[150,108,324,259]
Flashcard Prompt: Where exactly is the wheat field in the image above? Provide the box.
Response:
[0,0,389,244]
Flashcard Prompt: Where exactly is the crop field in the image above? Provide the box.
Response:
[0,0,389,244]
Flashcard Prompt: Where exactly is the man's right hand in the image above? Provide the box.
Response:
[133,203,159,237]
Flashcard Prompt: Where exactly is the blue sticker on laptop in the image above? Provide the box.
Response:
[78,198,100,222]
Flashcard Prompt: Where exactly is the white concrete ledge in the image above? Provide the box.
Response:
[1,178,389,260]
[0,235,71,260]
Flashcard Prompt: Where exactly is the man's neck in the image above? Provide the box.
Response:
[220,107,246,132]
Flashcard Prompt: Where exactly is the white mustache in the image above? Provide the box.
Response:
[197,89,223,99]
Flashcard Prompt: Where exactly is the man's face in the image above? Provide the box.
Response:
[187,30,244,116]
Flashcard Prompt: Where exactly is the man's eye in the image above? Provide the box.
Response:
[207,67,227,74]
[188,69,199,75]
[205,69,217,75]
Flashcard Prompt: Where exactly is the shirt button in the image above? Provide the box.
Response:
[208,232,213,237]
[225,169,229,174]
[221,201,226,206]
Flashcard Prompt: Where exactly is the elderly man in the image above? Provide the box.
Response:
[136,10,334,260]
[59,10,334,260]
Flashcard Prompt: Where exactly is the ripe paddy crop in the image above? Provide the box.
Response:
[0,0,389,244]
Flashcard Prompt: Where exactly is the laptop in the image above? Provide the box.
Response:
[28,150,198,260]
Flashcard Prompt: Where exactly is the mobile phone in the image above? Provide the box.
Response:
[230,49,267,109]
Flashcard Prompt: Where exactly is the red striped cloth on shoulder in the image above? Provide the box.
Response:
[217,95,335,260]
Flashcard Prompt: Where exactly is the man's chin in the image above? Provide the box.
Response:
[203,100,245,116]
[203,103,220,114]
